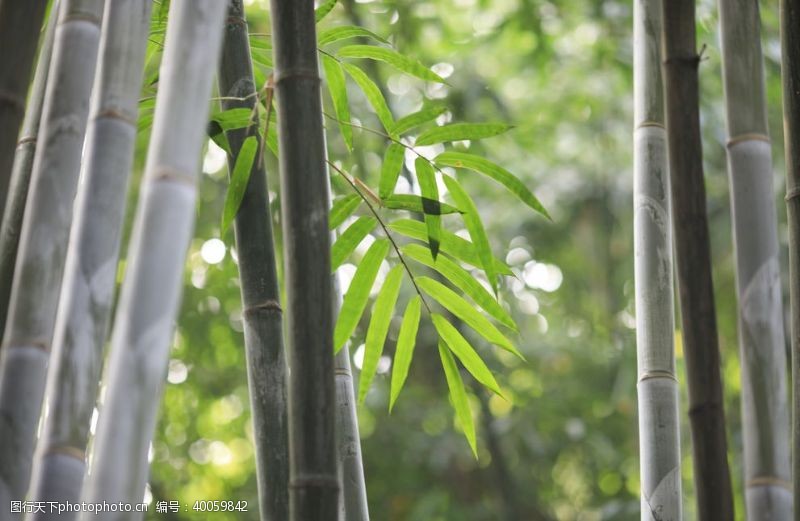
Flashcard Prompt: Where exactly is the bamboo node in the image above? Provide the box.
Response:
[45,445,86,462]
[274,68,321,85]
[244,299,282,316]
[637,370,677,383]
[94,108,137,127]
[226,16,247,27]
[61,11,102,26]
[785,186,800,202]
[289,474,340,490]
[16,136,37,147]
[1,341,49,353]
[746,476,792,491]
[726,133,770,148]
[151,166,196,186]
[334,368,352,377]
[634,121,665,130]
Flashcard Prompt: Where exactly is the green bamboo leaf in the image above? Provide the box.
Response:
[382,194,460,215]
[207,120,231,155]
[334,239,391,352]
[415,123,513,147]
[211,107,256,131]
[330,194,362,230]
[391,104,447,136]
[331,216,377,270]
[389,296,421,411]
[402,244,516,330]
[417,276,522,358]
[338,45,445,83]
[438,341,477,457]
[387,219,513,276]
[378,143,405,199]
[250,48,273,69]
[359,265,404,404]
[341,62,394,131]
[442,175,498,294]
[436,151,550,219]
[415,158,441,258]
[221,136,258,234]
[432,314,502,396]
[315,0,337,22]
[318,25,389,46]
[321,55,352,150]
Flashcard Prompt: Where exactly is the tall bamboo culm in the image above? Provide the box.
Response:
[717,0,792,517]
[0,0,48,224]
[78,0,227,514]
[218,1,289,519]
[0,4,58,339]
[268,0,339,518]
[633,0,682,519]
[779,0,800,518]
[24,1,152,517]
[0,0,105,514]
[660,1,735,519]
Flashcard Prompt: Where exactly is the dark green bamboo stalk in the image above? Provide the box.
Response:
[218,2,289,519]
[0,2,58,339]
[268,0,339,518]
[660,1,734,519]
[779,0,800,518]
[0,0,49,222]
[0,0,104,513]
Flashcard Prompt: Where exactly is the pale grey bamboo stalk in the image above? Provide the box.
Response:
[78,1,227,517]
[717,1,792,517]
[633,1,682,519]
[0,3,59,339]
[24,1,152,518]
[0,1,104,514]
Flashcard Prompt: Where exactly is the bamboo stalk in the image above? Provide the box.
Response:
[717,0,792,518]
[24,1,152,517]
[660,1,734,519]
[0,0,105,513]
[0,0,49,224]
[218,2,289,519]
[268,0,339,518]
[0,3,58,339]
[779,0,800,518]
[633,1,682,519]
[78,0,227,513]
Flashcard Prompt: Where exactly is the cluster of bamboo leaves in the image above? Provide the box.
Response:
[141,0,548,454]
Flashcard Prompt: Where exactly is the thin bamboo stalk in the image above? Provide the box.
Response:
[779,0,800,518]
[24,1,152,517]
[717,0,792,517]
[660,1,734,519]
[268,0,339,518]
[0,0,105,513]
[218,1,289,519]
[78,0,227,513]
[0,3,59,339]
[633,1,682,518]
[0,0,49,223]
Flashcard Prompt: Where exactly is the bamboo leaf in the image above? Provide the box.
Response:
[359,265,404,404]
[211,107,256,131]
[207,120,231,154]
[338,45,446,83]
[334,239,391,352]
[415,123,513,146]
[442,175,498,293]
[321,55,352,150]
[438,341,477,457]
[415,157,441,258]
[417,276,522,358]
[387,219,513,275]
[331,216,377,270]
[221,136,258,234]
[391,104,447,136]
[382,194,460,215]
[318,25,389,46]
[378,143,405,199]
[330,194,362,230]
[315,0,337,22]
[436,151,550,219]
[402,244,516,330]
[432,314,503,396]
[341,62,394,131]
[389,296,421,411]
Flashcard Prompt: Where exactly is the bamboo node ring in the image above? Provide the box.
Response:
[785,186,800,202]
[637,370,677,383]
[1,341,49,353]
[226,16,247,27]
[635,121,665,130]
[334,368,352,377]
[244,299,282,316]
[290,474,340,490]
[16,136,37,147]
[746,476,792,491]
[45,445,86,462]
[94,108,137,127]
[62,12,102,26]
[151,166,196,186]
[274,68,321,85]
[726,133,770,148]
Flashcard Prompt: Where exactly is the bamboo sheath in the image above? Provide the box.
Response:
[0,4,58,340]
[660,1,735,519]
[0,1,105,515]
[633,2,682,519]
[23,1,152,518]
[268,0,339,518]
[78,1,227,517]
[218,1,290,519]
